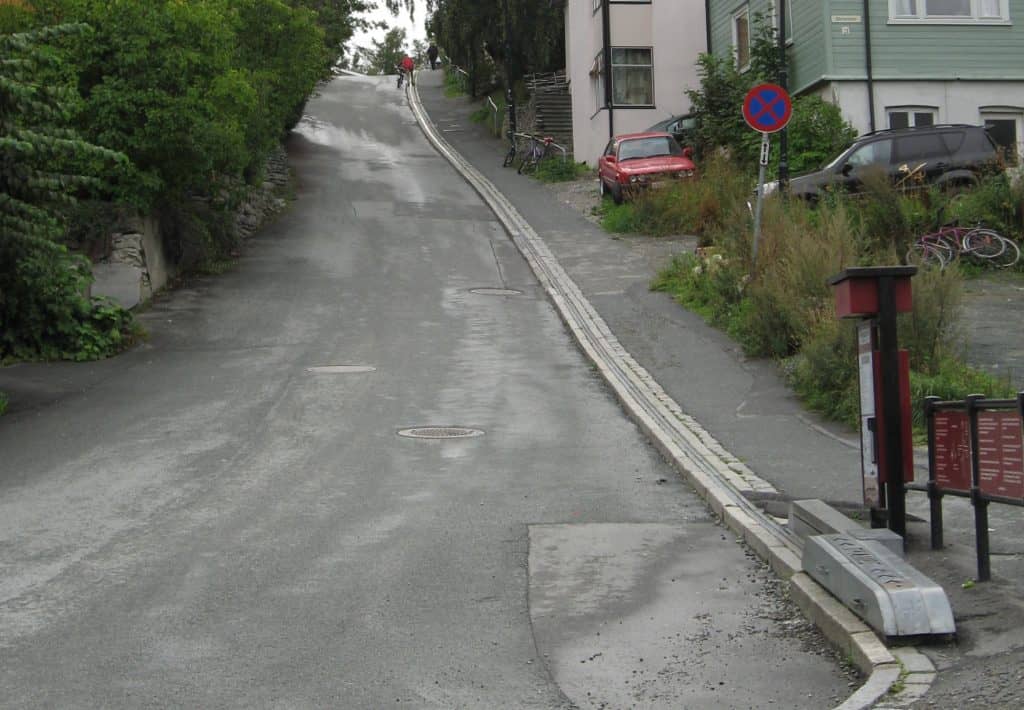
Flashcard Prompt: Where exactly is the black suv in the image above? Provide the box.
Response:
[646,114,697,148]
[774,124,1002,200]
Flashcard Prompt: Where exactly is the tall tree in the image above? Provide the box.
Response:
[287,0,375,69]
[424,0,564,94]
[364,26,407,75]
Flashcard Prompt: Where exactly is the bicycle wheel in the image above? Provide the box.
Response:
[962,228,1006,260]
[518,144,540,175]
[502,141,517,168]
[992,237,1021,268]
[906,240,949,269]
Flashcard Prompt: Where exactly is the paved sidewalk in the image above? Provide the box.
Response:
[415,72,1024,708]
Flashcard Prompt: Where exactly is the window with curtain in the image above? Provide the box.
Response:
[890,0,1008,20]
[888,108,937,129]
[927,0,970,15]
[611,47,653,106]
[733,8,750,69]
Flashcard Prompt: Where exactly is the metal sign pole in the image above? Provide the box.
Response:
[752,132,770,267]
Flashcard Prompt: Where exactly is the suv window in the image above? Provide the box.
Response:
[893,133,948,162]
[940,130,966,154]
[962,128,998,155]
[846,139,893,168]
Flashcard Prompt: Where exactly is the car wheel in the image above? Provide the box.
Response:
[611,183,624,205]
[599,178,606,199]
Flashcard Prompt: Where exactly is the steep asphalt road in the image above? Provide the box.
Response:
[0,75,848,708]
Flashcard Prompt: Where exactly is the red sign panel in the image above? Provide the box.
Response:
[933,411,972,494]
[873,351,914,484]
[976,410,1024,501]
[742,83,793,133]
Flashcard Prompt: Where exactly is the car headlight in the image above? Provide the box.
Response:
[676,170,695,178]
[762,180,779,196]
[629,176,639,184]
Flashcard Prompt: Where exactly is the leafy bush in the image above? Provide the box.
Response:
[685,14,856,172]
[0,239,135,361]
[946,171,1024,239]
[781,95,858,175]
[1,2,334,361]
[1,22,135,361]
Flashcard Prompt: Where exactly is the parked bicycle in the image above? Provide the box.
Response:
[502,131,518,168]
[517,134,555,175]
[907,223,1020,269]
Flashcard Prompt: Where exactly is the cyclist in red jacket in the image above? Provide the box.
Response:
[397,55,415,88]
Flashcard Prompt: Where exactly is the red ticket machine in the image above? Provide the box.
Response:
[829,266,917,538]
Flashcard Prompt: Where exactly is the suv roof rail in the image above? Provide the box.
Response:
[859,123,979,138]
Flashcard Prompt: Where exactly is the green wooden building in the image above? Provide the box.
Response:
[707,0,1024,159]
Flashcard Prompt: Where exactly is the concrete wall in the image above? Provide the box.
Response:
[566,0,706,166]
[139,215,171,300]
[91,215,172,310]
[829,80,1024,157]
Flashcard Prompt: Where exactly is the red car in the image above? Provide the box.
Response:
[597,131,697,204]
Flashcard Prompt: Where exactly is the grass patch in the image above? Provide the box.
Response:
[469,91,506,138]
[0,391,7,416]
[598,200,642,234]
[469,105,491,123]
[533,159,590,183]
[443,68,467,98]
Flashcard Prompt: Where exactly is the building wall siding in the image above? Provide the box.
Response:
[789,1,828,92]
[566,0,705,165]
[711,1,1024,82]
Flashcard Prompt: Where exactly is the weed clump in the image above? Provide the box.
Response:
[651,160,1021,434]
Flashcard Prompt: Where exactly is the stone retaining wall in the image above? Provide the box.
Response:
[93,147,291,309]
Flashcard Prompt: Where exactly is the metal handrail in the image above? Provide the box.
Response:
[445,61,469,93]
[485,96,500,136]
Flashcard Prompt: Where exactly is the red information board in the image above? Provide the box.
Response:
[976,410,1024,501]
[933,411,972,494]
[873,351,914,484]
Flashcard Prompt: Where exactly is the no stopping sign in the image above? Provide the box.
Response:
[743,83,792,133]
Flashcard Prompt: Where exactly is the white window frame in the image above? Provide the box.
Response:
[888,0,1010,24]
[732,6,751,70]
[887,106,938,129]
[590,51,605,114]
[980,109,1023,164]
[771,0,795,43]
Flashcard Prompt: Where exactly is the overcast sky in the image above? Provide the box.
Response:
[350,4,428,52]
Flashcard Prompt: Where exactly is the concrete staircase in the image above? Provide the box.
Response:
[527,72,573,157]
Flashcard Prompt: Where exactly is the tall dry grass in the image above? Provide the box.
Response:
[653,159,1006,430]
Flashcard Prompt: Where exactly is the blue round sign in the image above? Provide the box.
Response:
[742,83,793,134]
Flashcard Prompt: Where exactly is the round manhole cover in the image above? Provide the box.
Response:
[397,427,485,440]
[469,287,523,297]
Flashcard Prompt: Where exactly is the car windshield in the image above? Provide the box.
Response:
[618,137,682,161]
